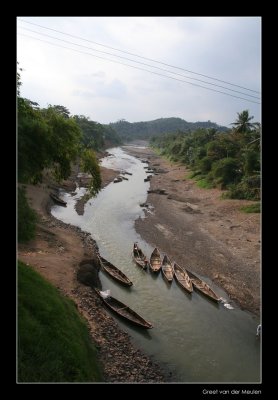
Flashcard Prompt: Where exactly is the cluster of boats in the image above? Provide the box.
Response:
[95,243,220,329]
[133,243,220,302]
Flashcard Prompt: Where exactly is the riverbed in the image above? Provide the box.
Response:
[51,146,261,383]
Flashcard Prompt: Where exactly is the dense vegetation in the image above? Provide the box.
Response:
[18,187,37,242]
[17,67,121,238]
[74,115,121,150]
[110,117,228,141]
[150,111,260,200]
[18,261,102,382]
[18,100,82,184]
[18,67,120,188]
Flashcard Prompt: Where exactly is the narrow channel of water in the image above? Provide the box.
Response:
[52,147,261,382]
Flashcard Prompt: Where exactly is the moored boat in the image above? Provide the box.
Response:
[173,263,193,293]
[50,192,67,206]
[95,288,153,329]
[98,255,133,286]
[186,269,220,302]
[133,243,148,270]
[161,254,174,282]
[149,247,162,273]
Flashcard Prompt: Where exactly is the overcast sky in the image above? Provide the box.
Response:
[17,17,261,127]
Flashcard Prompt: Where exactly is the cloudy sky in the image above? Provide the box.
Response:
[17,17,261,127]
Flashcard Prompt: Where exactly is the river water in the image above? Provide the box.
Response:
[51,146,261,383]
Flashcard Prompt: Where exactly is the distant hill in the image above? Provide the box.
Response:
[109,117,229,141]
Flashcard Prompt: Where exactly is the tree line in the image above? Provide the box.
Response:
[110,117,228,141]
[150,110,260,201]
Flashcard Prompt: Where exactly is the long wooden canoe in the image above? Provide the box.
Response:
[186,269,220,302]
[133,243,148,270]
[149,247,162,273]
[50,192,67,206]
[173,263,193,293]
[161,254,174,282]
[95,288,153,329]
[98,255,133,286]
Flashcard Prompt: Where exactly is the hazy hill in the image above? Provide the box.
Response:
[109,117,228,141]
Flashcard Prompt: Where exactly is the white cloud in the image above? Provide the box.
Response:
[17,16,261,126]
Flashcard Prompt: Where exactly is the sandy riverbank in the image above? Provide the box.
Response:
[18,165,167,383]
[124,146,260,316]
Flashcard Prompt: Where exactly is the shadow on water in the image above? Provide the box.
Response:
[193,290,221,309]
[176,288,193,301]
[131,261,148,273]
[149,270,161,280]
[161,277,173,290]
[103,306,154,340]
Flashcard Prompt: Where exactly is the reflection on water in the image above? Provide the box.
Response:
[52,147,261,383]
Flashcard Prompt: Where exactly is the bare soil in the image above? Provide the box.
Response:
[124,146,261,316]
[18,165,167,383]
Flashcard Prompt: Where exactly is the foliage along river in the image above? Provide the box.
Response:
[52,146,261,383]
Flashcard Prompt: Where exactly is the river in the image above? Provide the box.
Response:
[51,146,261,383]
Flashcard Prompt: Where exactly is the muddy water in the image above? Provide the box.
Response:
[52,147,261,383]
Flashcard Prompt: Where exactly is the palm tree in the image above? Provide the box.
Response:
[231,110,257,133]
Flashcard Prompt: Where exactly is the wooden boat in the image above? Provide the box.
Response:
[94,288,153,329]
[50,192,67,206]
[113,177,123,183]
[186,269,220,302]
[173,263,193,293]
[133,243,148,270]
[161,254,174,282]
[97,255,133,286]
[149,247,162,273]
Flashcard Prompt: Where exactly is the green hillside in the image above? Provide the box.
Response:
[109,117,228,141]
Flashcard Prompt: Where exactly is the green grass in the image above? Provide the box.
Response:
[240,202,260,213]
[188,171,199,179]
[196,178,213,189]
[18,261,102,382]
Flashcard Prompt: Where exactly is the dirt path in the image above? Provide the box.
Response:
[124,146,260,316]
[18,166,167,383]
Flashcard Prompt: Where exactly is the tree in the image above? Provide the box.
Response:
[231,110,257,133]
[17,63,22,96]
[18,100,82,183]
[42,107,82,181]
[49,105,71,119]
[18,98,50,183]
[80,149,101,195]
[73,115,105,150]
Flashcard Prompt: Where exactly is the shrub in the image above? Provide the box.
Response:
[225,175,260,200]
[18,187,37,242]
[198,156,213,173]
[211,158,242,188]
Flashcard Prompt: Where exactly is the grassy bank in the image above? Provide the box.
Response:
[18,261,102,382]
[240,202,260,213]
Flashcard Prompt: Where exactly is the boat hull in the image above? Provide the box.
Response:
[95,289,153,329]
